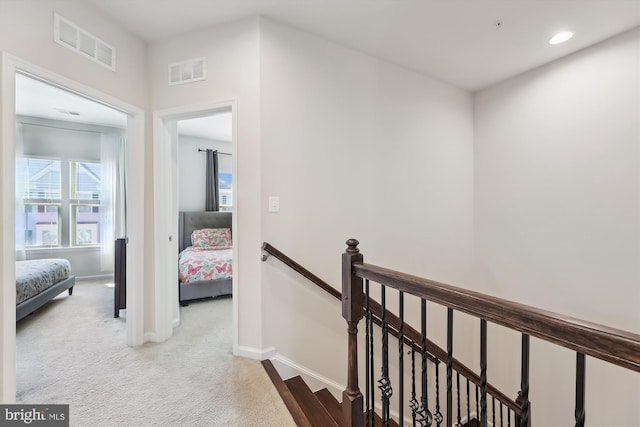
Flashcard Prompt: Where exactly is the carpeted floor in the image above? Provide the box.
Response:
[16,278,295,427]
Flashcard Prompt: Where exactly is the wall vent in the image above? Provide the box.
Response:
[168,57,206,86]
[53,13,116,71]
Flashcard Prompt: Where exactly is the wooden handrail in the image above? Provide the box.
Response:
[354,262,640,373]
[262,241,521,413]
[263,242,340,299]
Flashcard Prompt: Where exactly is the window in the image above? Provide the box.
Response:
[72,205,100,245]
[219,172,233,212]
[21,158,62,247]
[71,161,101,200]
[70,161,101,246]
[19,157,102,248]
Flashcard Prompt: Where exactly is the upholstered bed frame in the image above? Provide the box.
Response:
[179,211,232,305]
[16,275,75,321]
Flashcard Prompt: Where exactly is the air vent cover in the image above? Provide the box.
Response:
[54,13,116,71]
[168,57,206,86]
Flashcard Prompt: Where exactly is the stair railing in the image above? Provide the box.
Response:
[342,239,640,427]
[262,242,523,425]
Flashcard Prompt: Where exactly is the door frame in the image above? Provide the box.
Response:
[0,53,146,402]
[152,100,238,353]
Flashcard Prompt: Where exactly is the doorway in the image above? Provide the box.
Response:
[153,102,238,352]
[0,54,145,401]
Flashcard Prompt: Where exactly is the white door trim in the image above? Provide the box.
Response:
[0,53,146,401]
[152,100,238,354]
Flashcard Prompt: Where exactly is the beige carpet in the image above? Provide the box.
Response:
[16,278,295,427]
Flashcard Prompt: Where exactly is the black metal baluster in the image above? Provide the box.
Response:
[379,285,392,426]
[411,344,418,427]
[520,334,530,427]
[447,308,453,427]
[492,396,496,427]
[399,291,405,426]
[435,360,443,426]
[466,378,470,427]
[475,384,479,424]
[575,352,586,427]
[500,402,504,427]
[480,319,487,427]
[456,371,461,426]
[369,280,376,427]
[365,280,371,427]
[508,407,511,427]
[416,299,432,426]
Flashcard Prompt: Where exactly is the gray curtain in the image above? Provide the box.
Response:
[205,149,219,211]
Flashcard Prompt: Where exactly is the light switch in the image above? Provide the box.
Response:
[268,196,280,213]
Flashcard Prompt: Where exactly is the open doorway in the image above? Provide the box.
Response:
[152,102,238,352]
[176,112,233,303]
[14,72,128,399]
[0,55,146,401]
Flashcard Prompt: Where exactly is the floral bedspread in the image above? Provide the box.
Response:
[179,247,232,283]
[16,259,71,305]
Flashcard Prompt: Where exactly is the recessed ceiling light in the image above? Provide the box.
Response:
[549,31,574,45]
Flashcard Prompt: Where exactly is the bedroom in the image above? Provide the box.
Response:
[14,72,128,320]
[176,112,234,307]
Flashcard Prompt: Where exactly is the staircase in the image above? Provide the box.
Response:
[263,360,400,427]
[261,241,640,427]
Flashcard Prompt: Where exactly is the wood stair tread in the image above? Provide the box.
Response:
[261,360,313,427]
[263,359,402,427]
[285,376,340,427]
[314,388,342,425]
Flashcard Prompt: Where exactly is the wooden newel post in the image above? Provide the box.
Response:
[342,239,364,427]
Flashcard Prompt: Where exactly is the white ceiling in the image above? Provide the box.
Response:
[16,1,640,135]
[16,73,128,128]
[177,113,233,141]
[87,0,640,91]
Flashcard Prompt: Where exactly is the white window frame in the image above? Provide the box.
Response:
[20,156,102,249]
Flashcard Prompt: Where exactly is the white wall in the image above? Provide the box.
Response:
[0,0,148,109]
[474,28,640,426]
[177,134,232,212]
[259,18,476,392]
[148,17,262,352]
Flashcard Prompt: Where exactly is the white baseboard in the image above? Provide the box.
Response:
[237,345,277,360]
[270,353,345,399]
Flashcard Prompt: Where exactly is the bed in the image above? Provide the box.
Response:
[16,258,75,321]
[179,211,232,305]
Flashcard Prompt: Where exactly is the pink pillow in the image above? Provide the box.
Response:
[191,228,232,249]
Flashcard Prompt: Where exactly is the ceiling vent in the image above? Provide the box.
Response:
[168,57,206,86]
[53,13,116,71]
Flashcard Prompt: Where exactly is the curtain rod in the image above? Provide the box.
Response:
[198,148,232,156]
